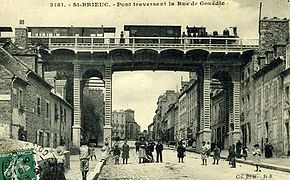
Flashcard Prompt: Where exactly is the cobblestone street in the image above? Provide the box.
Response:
[65,148,101,180]
[99,147,290,180]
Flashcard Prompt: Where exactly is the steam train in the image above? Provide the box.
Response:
[27,25,239,45]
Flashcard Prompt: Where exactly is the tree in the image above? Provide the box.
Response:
[81,88,104,144]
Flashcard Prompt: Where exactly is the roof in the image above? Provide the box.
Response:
[124,25,181,29]
[27,26,116,33]
[0,27,13,32]
[50,92,72,108]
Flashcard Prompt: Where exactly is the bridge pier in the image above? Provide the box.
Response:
[198,65,212,149]
[72,62,81,147]
[104,64,112,147]
[228,67,241,146]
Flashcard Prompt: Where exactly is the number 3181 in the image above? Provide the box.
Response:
[50,3,65,7]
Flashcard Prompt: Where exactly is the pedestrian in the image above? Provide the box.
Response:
[177,141,186,163]
[264,138,273,158]
[135,140,140,153]
[229,144,236,168]
[113,144,121,165]
[138,137,147,163]
[212,144,220,165]
[148,141,155,162]
[206,141,211,157]
[122,141,130,164]
[201,141,208,165]
[101,142,110,162]
[120,31,125,43]
[89,144,97,160]
[79,141,90,180]
[54,146,66,180]
[155,140,163,163]
[253,144,262,172]
[227,145,231,165]
[242,145,248,161]
[236,140,242,158]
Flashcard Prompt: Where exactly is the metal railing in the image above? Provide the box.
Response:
[0,35,258,52]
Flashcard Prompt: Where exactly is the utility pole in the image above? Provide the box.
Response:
[258,2,263,40]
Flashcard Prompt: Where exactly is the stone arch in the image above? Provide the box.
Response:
[185,49,210,61]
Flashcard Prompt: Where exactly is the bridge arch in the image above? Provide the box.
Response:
[50,48,76,54]
[109,49,133,62]
[185,49,210,61]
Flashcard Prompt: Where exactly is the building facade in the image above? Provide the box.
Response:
[0,38,73,149]
[240,17,289,156]
[112,110,126,140]
[124,109,141,140]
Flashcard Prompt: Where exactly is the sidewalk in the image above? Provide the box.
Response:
[180,146,290,173]
[65,148,103,180]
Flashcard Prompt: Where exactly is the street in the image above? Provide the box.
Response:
[99,142,290,180]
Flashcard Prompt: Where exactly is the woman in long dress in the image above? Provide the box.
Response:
[138,137,147,163]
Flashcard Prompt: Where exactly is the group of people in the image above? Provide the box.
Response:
[226,138,274,172]
[135,137,164,163]
[78,137,274,179]
[112,141,130,164]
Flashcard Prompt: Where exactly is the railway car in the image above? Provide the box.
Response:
[28,26,116,45]
[0,27,13,44]
[124,25,182,44]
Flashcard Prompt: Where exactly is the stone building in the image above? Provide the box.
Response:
[240,17,289,156]
[211,89,228,149]
[147,122,154,140]
[124,109,141,140]
[177,77,199,143]
[0,23,73,149]
[153,90,179,142]
[112,110,126,140]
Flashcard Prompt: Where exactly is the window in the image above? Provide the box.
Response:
[60,106,63,121]
[46,132,50,147]
[37,97,41,115]
[166,29,174,35]
[247,123,251,143]
[18,88,23,108]
[55,103,58,120]
[46,102,50,119]
[64,109,66,123]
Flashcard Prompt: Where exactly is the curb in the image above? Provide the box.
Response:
[177,147,290,173]
[87,160,106,180]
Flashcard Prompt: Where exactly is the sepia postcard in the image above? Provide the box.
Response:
[1,0,290,179]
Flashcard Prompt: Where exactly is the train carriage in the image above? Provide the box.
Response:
[124,25,182,44]
[28,26,116,45]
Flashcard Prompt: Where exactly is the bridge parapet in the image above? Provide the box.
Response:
[26,36,259,54]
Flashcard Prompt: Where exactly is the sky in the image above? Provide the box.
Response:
[1,0,290,131]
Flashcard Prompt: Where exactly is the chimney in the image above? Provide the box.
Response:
[15,20,28,49]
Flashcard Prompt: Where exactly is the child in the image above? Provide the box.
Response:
[113,144,121,165]
[212,144,220,165]
[201,141,208,165]
[101,143,110,162]
[252,144,261,172]
[242,145,248,161]
[177,141,186,163]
